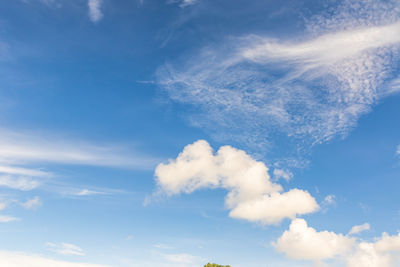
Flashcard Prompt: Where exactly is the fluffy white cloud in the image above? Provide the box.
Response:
[46,242,84,256]
[156,0,400,155]
[275,219,400,267]
[274,218,354,261]
[346,232,400,267]
[154,140,319,224]
[88,0,103,23]
[0,250,108,267]
[349,223,370,235]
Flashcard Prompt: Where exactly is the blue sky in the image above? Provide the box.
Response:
[0,0,400,266]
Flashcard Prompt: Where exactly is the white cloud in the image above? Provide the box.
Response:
[88,0,104,23]
[274,218,355,261]
[75,189,104,196]
[0,130,155,169]
[346,232,400,267]
[20,196,42,210]
[167,0,197,8]
[0,175,40,191]
[273,169,293,181]
[0,165,51,178]
[46,243,84,256]
[156,0,400,155]
[154,140,319,225]
[0,215,20,223]
[322,195,336,208]
[275,219,400,267]
[0,250,108,267]
[154,243,174,250]
[179,0,197,7]
[349,223,370,235]
[163,253,200,265]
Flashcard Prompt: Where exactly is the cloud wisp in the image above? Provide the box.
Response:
[88,0,104,23]
[46,242,85,256]
[156,0,400,157]
[0,129,157,195]
[0,250,108,267]
[349,223,371,235]
[275,219,400,267]
[153,140,318,225]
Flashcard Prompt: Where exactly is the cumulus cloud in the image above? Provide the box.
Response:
[154,140,318,225]
[0,250,108,267]
[88,0,103,23]
[275,219,400,267]
[156,0,400,156]
[46,242,84,256]
[349,223,370,235]
[274,218,354,261]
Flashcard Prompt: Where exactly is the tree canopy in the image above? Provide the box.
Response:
[204,263,231,267]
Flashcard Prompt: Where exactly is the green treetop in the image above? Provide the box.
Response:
[204,263,231,267]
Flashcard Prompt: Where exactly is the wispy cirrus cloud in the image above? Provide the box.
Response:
[0,129,157,169]
[0,250,108,267]
[156,0,400,159]
[46,242,84,256]
[0,129,157,194]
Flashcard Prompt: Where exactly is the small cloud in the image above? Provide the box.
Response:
[154,243,174,250]
[0,215,20,223]
[88,0,104,23]
[179,0,197,7]
[167,0,197,8]
[273,169,293,181]
[46,242,84,256]
[349,223,370,235]
[322,195,336,206]
[20,196,41,210]
[0,175,40,191]
[163,253,200,264]
[76,189,104,196]
[125,235,133,241]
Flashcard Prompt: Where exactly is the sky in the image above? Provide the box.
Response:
[0,0,400,266]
